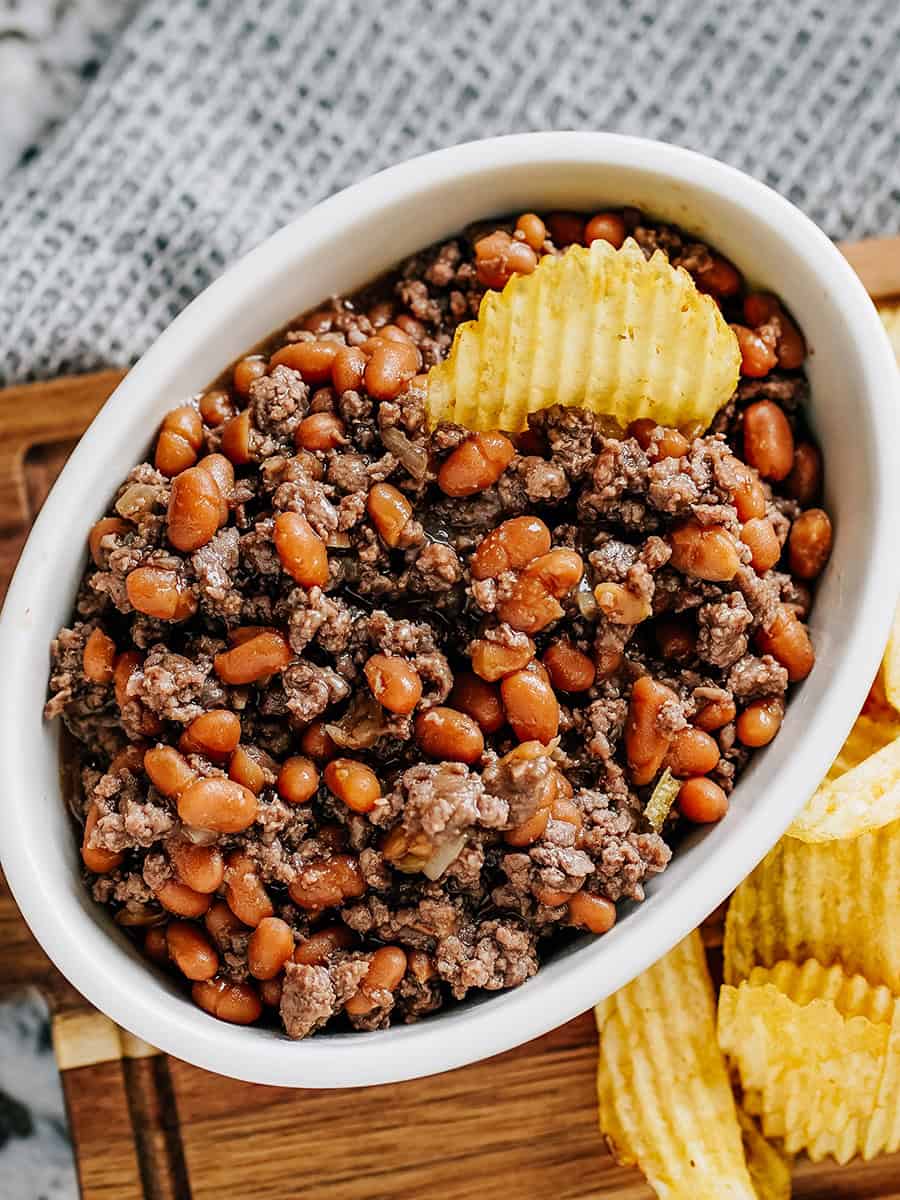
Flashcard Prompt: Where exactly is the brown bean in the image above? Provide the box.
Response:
[196,453,234,523]
[524,548,584,597]
[270,340,338,382]
[166,921,219,981]
[736,697,784,748]
[437,432,515,497]
[155,428,197,476]
[324,758,382,813]
[449,671,505,734]
[546,212,586,247]
[276,756,319,804]
[678,777,728,823]
[499,549,584,634]
[364,340,419,401]
[364,654,423,715]
[504,804,551,847]
[288,855,366,909]
[470,515,551,580]
[143,926,169,966]
[474,230,538,289]
[167,466,222,551]
[89,516,130,566]
[667,727,720,777]
[743,401,795,481]
[731,324,777,377]
[584,212,626,248]
[594,581,652,625]
[220,408,252,465]
[331,345,367,393]
[81,805,124,874]
[204,899,249,943]
[743,293,780,326]
[697,255,741,297]
[248,917,294,980]
[629,419,689,460]
[727,458,767,522]
[469,633,535,681]
[669,520,741,581]
[625,675,678,785]
[82,627,116,684]
[162,405,204,450]
[113,650,141,711]
[501,665,559,744]
[228,744,276,794]
[551,788,583,833]
[567,892,617,934]
[788,508,832,580]
[169,841,225,894]
[784,441,822,506]
[303,310,335,334]
[155,878,211,919]
[199,389,234,427]
[414,706,485,763]
[542,641,596,692]
[407,949,437,982]
[345,946,408,1015]
[178,778,258,833]
[534,887,571,907]
[295,412,346,451]
[515,212,547,251]
[179,710,241,761]
[126,566,196,621]
[299,720,337,764]
[741,517,781,572]
[233,357,266,396]
[273,511,329,587]
[654,616,696,661]
[293,925,356,965]
[144,745,197,797]
[366,482,413,547]
[109,743,147,775]
[192,977,262,1024]
[756,605,815,682]
[259,978,283,1007]
[214,631,292,684]
[694,697,736,732]
[224,853,274,926]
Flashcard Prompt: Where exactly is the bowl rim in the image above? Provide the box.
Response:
[2,130,898,1088]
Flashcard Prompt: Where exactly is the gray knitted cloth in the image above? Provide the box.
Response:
[1,0,899,386]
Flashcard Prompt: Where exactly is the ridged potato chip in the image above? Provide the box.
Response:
[426,239,741,433]
[595,931,759,1198]
[718,963,893,1161]
[787,730,900,842]
[825,691,900,783]
[724,820,900,992]
[737,1111,792,1200]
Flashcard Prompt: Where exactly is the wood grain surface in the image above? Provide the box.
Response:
[1,281,899,1200]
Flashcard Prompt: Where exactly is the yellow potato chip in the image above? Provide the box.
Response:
[595,931,758,1198]
[884,600,900,714]
[737,1111,792,1200]
[718,962,894,1163]
[825,698,900,783]
[724,820,900,993]
[786,730,900,842]
[426,239,741,433]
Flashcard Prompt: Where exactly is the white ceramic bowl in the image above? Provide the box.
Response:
[2,133,898,1088]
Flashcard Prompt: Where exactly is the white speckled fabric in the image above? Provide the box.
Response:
[0,0,899,384]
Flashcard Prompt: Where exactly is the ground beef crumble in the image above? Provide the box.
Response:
[46,207,828,1039]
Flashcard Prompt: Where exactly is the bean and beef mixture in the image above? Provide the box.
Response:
[46,207,832,1037]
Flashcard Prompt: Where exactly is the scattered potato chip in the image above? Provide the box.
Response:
[786,731,900,842]
[718,962,894,1162]
[644,768,680,832]
[724,820,900,992]
[426,239,741,433]
[737,1111,792,1200]
[595,931,758,1198]
[825,696,900,783]
[884,601,900,714]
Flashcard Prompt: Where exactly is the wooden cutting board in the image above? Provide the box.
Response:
[2,267,899,1200]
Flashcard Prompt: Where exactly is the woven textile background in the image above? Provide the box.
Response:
[1,0,899,385]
